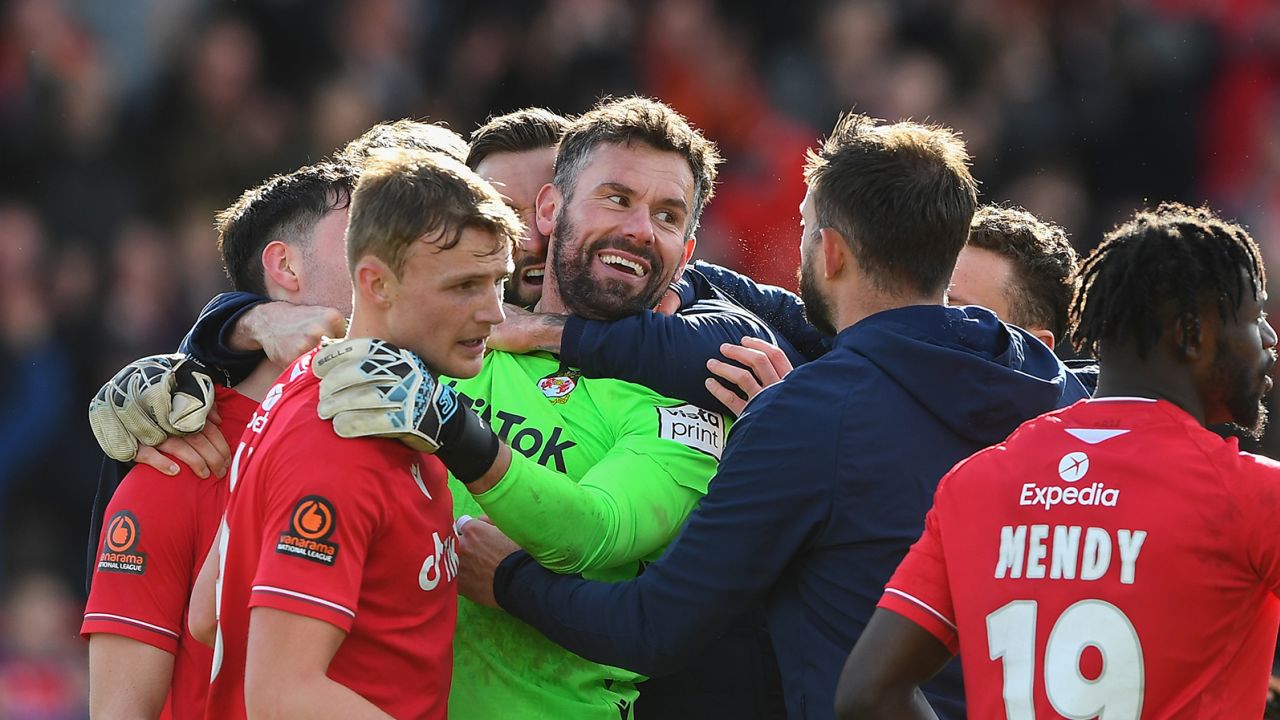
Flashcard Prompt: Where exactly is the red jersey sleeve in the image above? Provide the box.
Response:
[245,427,391,633]
[1235,451,1280,598]
[81,464,206,654]
[879,490,960,654]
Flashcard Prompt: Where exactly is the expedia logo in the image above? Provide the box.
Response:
[1019,451,1119,509]
[276,496,339,565]
[98,510,146,575]
[1019,482,1119,510]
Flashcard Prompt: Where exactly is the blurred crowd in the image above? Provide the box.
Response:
[0,0,1278,716]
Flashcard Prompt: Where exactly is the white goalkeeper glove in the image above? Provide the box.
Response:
[313,338,499,482]
[88,354,216,462]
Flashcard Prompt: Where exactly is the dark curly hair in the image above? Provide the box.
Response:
[1070,202,1265,359]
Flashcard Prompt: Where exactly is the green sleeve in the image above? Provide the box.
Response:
[473,395,724,575]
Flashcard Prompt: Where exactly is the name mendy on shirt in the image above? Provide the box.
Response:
[995,525,1148,584]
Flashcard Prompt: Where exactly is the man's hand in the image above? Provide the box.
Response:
[487,304,567,354]
[704,337,794,416]
[88,355,216,462]
[232,301,346,365]
[456,516,520,608]
[314,338,460,453]
[134,417,232,478]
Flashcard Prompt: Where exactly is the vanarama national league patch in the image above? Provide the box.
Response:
[276,495,339,565]
[98,510,147,575]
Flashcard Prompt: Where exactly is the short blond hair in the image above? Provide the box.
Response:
[346,149,524,276]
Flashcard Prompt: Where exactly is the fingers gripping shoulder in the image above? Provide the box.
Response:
[314,338,456,454]
[88,354,217,462]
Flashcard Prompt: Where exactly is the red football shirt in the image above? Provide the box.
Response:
[81,385,257,720]
[882,398,1280,719]
[206,350,457,720]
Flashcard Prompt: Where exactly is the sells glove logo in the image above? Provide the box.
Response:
[276,496,339,565]
[98,510,146,575]
[538,370,581,404]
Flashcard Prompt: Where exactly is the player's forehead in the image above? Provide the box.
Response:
[412,227,512,280]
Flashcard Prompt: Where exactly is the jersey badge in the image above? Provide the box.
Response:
[411,462,432,500]
[98,510,147,575]
[656,403,726,460]
[538,369,581,404]
[276,495,339,565]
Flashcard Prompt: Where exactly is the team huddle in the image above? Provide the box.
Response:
[80,96,1280,720]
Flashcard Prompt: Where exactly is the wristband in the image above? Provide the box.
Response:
[435,404,501,483]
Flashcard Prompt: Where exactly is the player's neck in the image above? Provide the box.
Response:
[533,278,568,315]
[1093,364,1207,426]
[346,304,390,345]
[835,281,943,332]
[234,359,285,402]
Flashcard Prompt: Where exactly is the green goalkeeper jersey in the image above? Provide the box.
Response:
[444,349,727,719]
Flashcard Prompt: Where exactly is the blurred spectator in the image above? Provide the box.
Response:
[0,573,88,719]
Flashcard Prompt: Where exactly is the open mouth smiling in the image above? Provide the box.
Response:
[598,251,649,278]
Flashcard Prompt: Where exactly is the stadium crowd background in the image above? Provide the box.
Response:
[0,0,1277,716]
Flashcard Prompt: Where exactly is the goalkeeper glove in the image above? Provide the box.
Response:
[313,338,500,483]
[88,354,216,462]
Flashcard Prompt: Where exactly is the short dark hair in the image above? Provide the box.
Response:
[216,161,357,295]
[346,149,524,276]
[804,113,978,296]
[466,108,572,170]
[1070,202,1266,359]
[553,96,721,238]
[338,119,468,165]
[967,205,1078,338]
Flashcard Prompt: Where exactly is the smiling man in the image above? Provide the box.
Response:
[465,108,568,307]
[314,96,737,719]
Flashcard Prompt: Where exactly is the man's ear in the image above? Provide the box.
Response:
[1030,328,1056,351]
[1174,312,1207,361]
[819,228,847,279]
[261,241,300,294]
[674,235,697,281]
[534,183,560,238]
[354,256,396,308]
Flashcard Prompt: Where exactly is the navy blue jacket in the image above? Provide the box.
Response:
[494,305,1090,720]
[180,265,809,416]
[689,260,832,362]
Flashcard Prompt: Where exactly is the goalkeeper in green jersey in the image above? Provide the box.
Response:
[311,97,731,719]
[89,99,780,718]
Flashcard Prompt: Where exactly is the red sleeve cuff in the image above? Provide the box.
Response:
[249,585,356,633]
[81,613,181,655]
[878,588,960,655]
